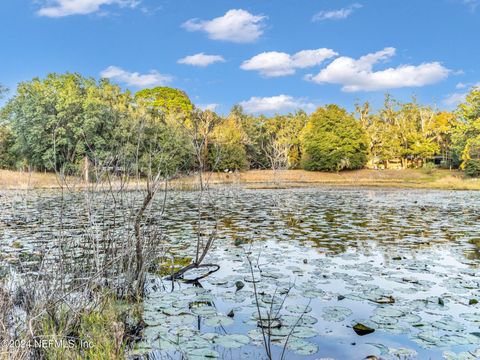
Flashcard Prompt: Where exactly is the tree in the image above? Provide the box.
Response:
[462,138,480,177]
[0,85,16,169]
[128,106,194,178]
[0,123,16,169]
[301,105,368,171]
[261,111,307,170]
[134,87,193,118]
[427,111,458,167]
[230,105,270,169]
[360,96,457,169]
[3,73,132,172]
[454,86,480,171]
[209,114,248,171]
[357,101,402,169]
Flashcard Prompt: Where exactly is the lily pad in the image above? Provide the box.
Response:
[322,306,353,322]
[204,315,234,327]
[215,334,250,348]
[286,339,319,355]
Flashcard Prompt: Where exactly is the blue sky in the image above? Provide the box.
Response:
[1,0,479,114]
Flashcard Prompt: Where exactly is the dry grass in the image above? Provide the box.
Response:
[173,169,480,190]
[1,168,479,191]
[0,169,61,189]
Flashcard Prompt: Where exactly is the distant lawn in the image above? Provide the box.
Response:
[201,169,480,190]
[0,169,60,189]
[1,168,479,190]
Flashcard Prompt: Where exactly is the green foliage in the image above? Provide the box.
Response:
[3,73,132,172]
[464,159,480,177]
[132,112,194,177]
[134,87,193,118]
[301,105,368,171]
[0,123,16,169]
[422,162,437,175]
[358,96,460,169]
[235,106,308,170]
[1,75,480,177]
[38,297,125,360]
[209,116,248,171]
[455,87,480,169]
[0,84,7,98]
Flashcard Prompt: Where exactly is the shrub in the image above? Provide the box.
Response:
[422,162,437,175]
[464,159,480,177]
[0,124,17,169]
[301,105,368,171]
[209,142,248,171]
[208,117,248,171]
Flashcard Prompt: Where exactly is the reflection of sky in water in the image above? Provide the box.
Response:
[1,188,480,359]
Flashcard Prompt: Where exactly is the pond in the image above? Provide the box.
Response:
[1,188,480,360]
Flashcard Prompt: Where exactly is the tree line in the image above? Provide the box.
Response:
[1,73,480,177]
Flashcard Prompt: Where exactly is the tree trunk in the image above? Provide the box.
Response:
[134,189,154,297]
[83,156,89,183]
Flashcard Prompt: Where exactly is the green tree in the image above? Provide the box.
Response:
[209,114,248,171]
[134,87,193,119]
[454,86,480,171]
[3,73,132,172]
[361,96,456,169]
[301,105,368,171]
[0,123,16,169]
[127,105,194,177]
[229,105,269,169]
[0,85,17,168]
[261,111,308,170]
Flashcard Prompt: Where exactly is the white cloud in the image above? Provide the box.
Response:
[182,9,266,43]
[241,48,338,77]
[443,92,467,107]
[444,82,480,106]
[240,95,314,114]
[307,47,450,92]
[312,3,362,21]
[197,103,219,111]
[178,53,225,67]
[462,0,479,12]
[37,0,139,17]
[100,66,172,88]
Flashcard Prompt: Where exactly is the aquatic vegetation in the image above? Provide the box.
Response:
[1,188,480,359]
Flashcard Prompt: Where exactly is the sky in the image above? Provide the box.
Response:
[1,0,479,115]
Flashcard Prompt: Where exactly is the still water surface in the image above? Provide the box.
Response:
[1,188,479,359]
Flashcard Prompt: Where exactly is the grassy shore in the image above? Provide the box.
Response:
[1,168,479,190]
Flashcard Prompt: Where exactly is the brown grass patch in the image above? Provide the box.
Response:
[1,168,478,190]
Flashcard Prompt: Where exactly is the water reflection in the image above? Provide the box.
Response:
[1,188,480,359]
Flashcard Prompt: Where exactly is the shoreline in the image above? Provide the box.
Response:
[1,169,479,191]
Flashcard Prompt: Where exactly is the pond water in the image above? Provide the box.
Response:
[1,188,480,360]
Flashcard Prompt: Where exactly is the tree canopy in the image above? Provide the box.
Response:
[1,73,480,177]
[135,87,193,118]
[301,105,368,171]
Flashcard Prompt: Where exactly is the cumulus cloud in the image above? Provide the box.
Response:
[100,66,172,88]
[241,48,338,77]
[444,82,480,106]
[197,103,219,111]
[443,92,468,107]
[312,3,362,21]
[182,9,266,43]
[178,53,225,67]
[37,0,139,17]
[307,47,450,92]
[240,95,314,114]
[462,0,479,12]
